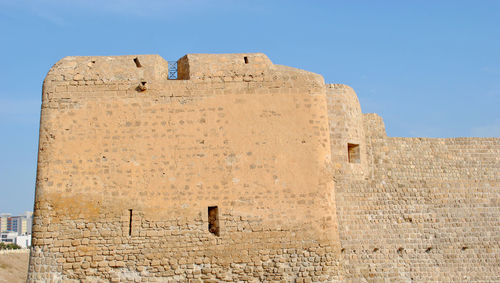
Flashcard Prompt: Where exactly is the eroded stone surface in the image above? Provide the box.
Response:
[28,53,499,282]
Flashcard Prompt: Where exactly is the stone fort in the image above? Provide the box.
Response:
[29,53,499,282]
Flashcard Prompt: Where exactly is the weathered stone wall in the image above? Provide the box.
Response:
[29,54,342,282]
[331,105,500,281]
[326,84,368,180]
[29,53,500,282]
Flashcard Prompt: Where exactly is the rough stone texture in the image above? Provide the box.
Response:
[328,86,500,282]
[29,54,340,282]
[29,53,499,282]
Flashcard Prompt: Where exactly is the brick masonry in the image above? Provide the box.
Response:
[28,54,499,282]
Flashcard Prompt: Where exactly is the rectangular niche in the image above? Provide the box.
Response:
[208,206,220,236]
[347,143,360,163]
[128,209,133,236]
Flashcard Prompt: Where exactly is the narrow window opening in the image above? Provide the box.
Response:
[128,209,133,236]
[133,58,142,68]
[347,143,360,163]
[244,56,249,64]
[208,206,219,236]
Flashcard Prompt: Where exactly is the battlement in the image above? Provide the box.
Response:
[177,53,272,80]
[45,53,323,84]
[45,54,169,83]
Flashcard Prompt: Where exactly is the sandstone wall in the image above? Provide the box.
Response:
[29,53,500,282]
[333,111,500,282]
[29,54,343,282]
[326,84,368,180]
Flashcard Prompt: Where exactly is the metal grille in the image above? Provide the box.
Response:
[168,61,178,80]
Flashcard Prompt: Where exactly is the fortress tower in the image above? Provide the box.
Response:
[29,54,342,282]
[29,53,500,282]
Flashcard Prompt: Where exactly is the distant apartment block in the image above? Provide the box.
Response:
[0,211,33,247]
[0,213,7,232]
[0,211,32,235]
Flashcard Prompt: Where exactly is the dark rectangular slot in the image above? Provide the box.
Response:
[244,56,249,64]
[347,143,360,163]
[133,58,142,68]
[208,206,219,236]
[128,209,133,236]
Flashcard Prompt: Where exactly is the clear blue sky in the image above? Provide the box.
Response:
[0,0,499,214]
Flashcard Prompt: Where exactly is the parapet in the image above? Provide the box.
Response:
[44,53,323,86]
[44,54,170,84]
[177,53,272,80]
